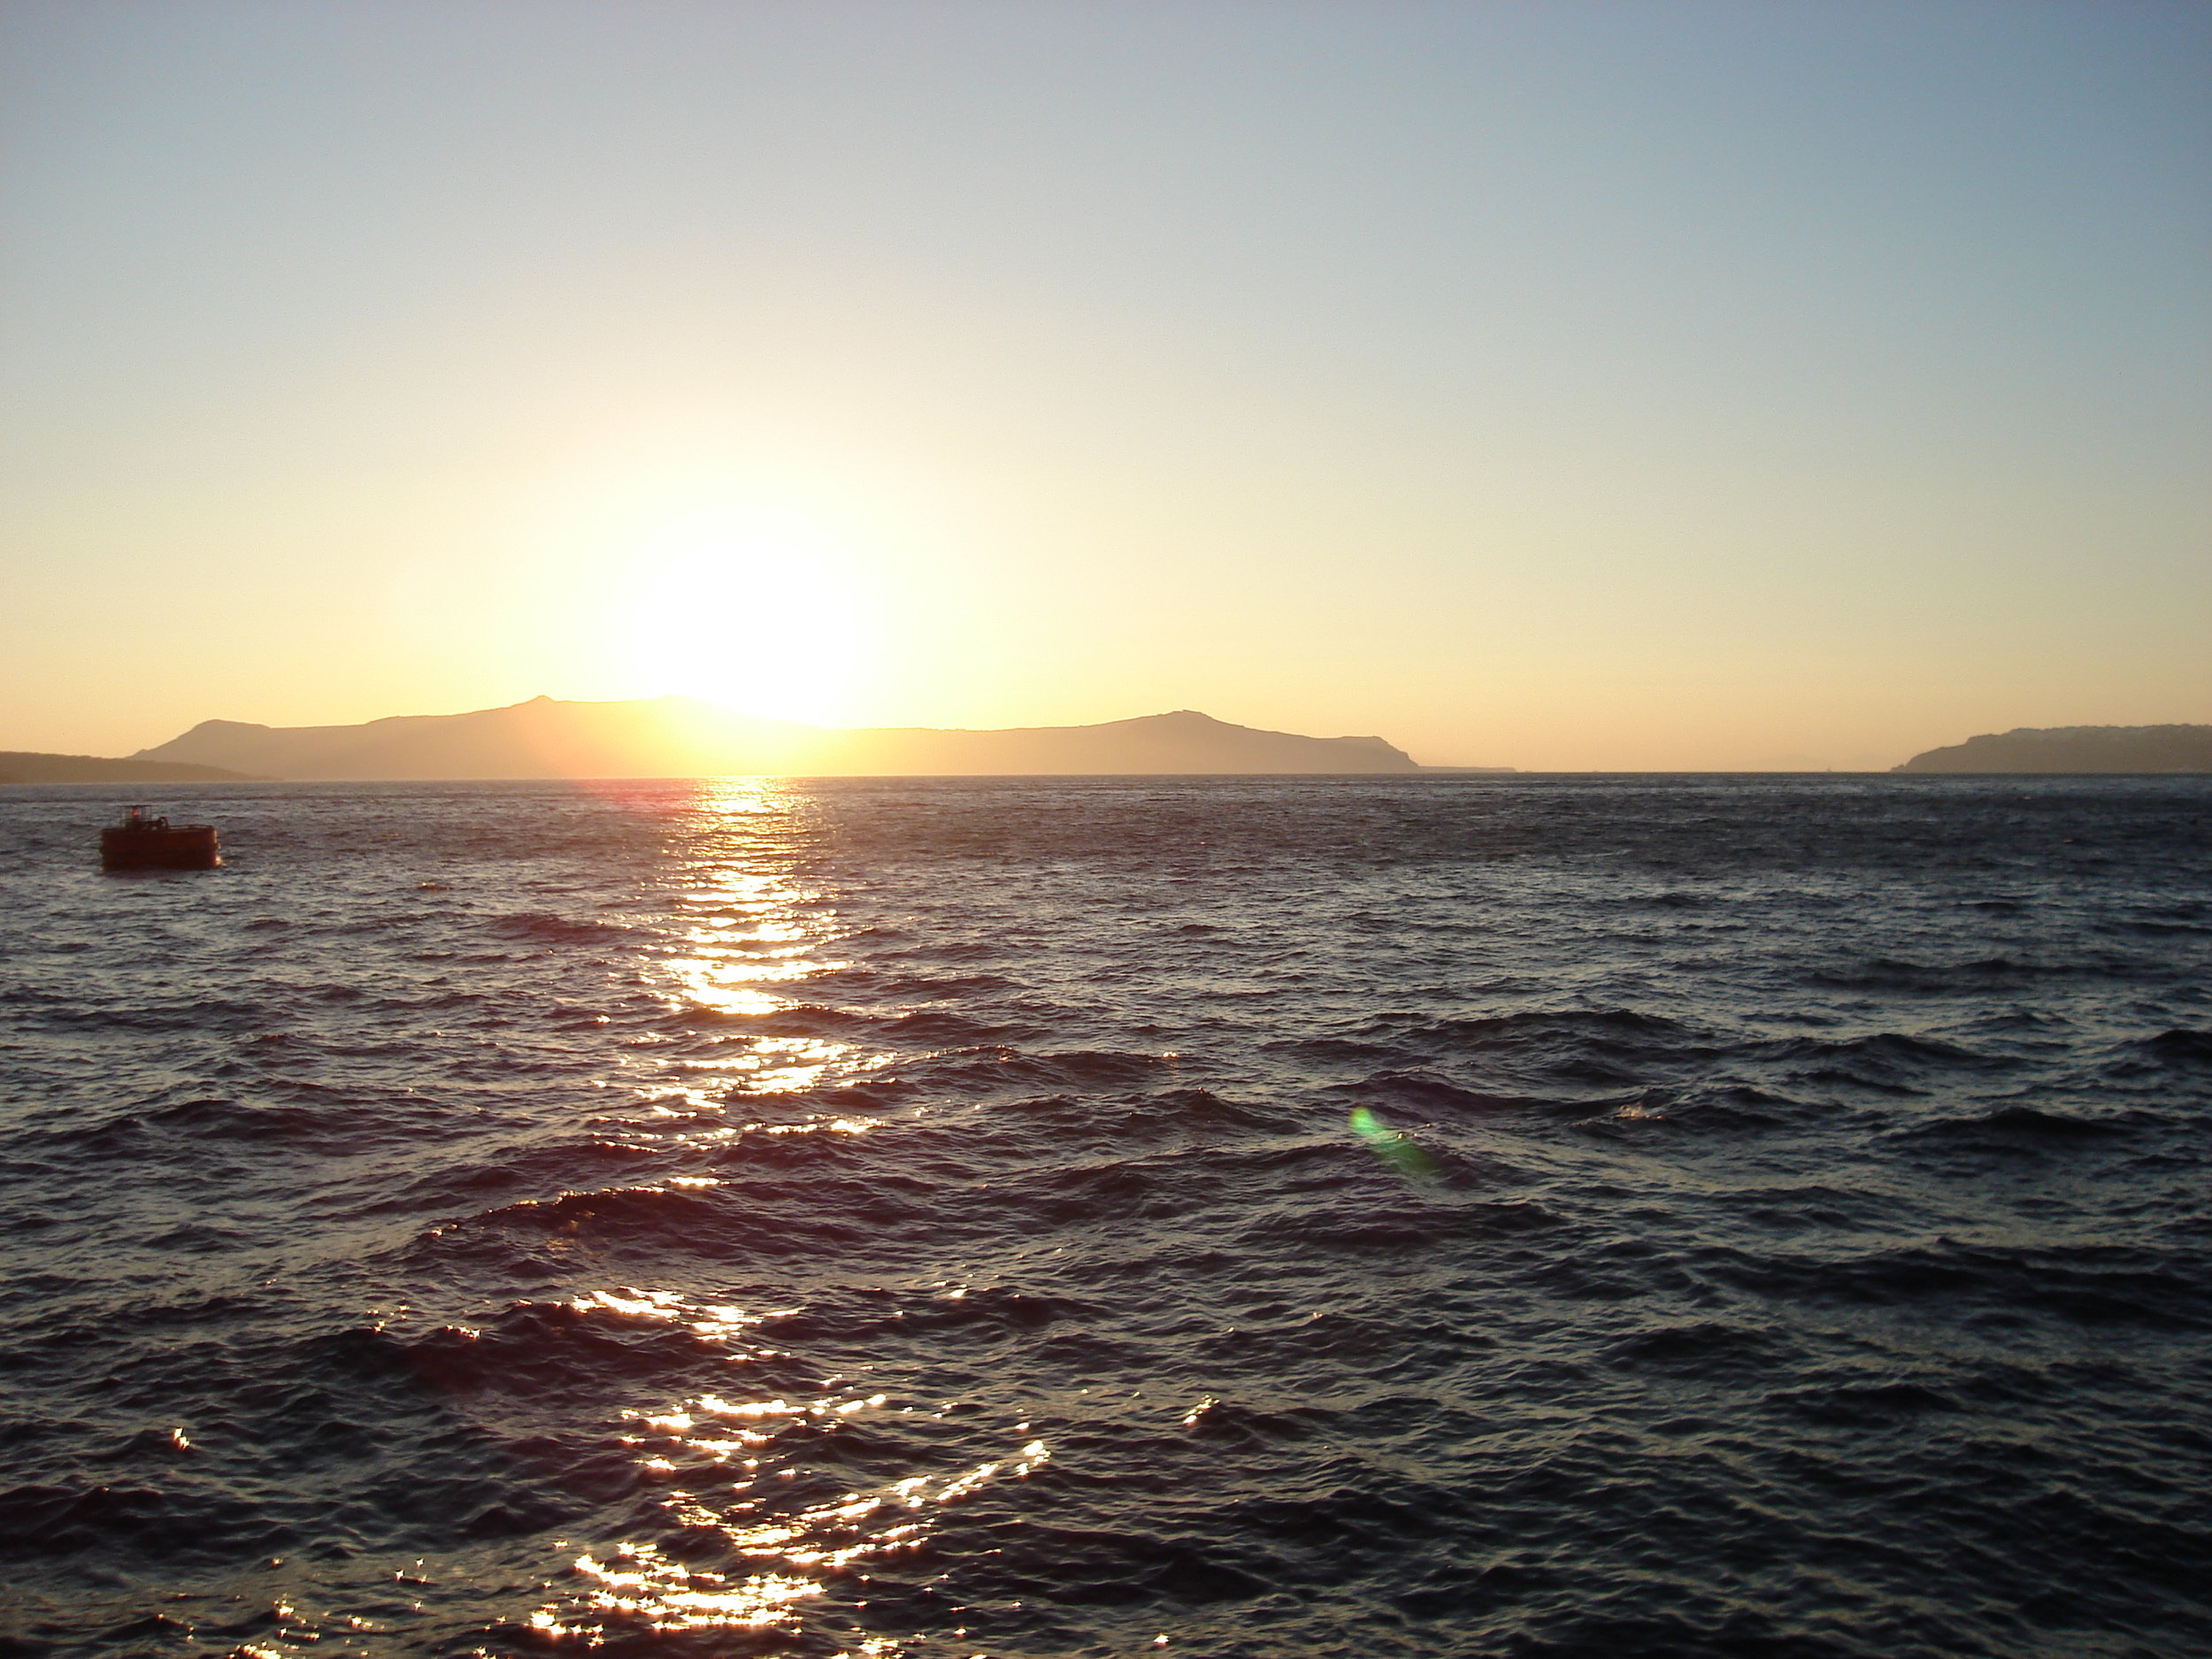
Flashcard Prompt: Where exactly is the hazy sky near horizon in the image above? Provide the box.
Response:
[4,0,2207,769]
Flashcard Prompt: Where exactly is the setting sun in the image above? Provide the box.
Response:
[4,4,2206,1656]
[614,514,871,726]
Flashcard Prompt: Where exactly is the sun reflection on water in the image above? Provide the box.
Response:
[520,784,1045,1649]
[522,1287,1049,1650]
[630,780,895,1110]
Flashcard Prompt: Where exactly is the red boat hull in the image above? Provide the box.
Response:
[101,825,221,870]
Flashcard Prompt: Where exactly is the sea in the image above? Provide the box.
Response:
[1,775,2207,1659]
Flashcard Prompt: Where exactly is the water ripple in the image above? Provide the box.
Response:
[0,774,2206,1656]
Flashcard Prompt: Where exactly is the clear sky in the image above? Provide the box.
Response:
[3,0,2206,769]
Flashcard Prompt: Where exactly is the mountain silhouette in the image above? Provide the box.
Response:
[1894,725,2212,773]
[132,696,1435,780]
[0,751,259,785]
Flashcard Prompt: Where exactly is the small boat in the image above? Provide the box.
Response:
[101,803,221,870]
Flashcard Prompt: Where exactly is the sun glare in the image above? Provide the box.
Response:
[616,513,868,726]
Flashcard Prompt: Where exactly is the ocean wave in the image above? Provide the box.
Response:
[3,774,2208,1657]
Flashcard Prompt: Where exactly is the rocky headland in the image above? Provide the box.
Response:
[0,752,259,785]
[127,697,1473,780]
[1894,725,2212,773]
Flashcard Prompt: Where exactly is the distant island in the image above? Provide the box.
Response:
[20,707,2208,782]
[121,697,1516,780]
[1894,725,2212,773]
[0,751,259,785]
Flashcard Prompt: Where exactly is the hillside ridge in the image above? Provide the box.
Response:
[1894,725,2212,774]
[131,696,1452,780]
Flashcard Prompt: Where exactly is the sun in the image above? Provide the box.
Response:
[616,515,869,726]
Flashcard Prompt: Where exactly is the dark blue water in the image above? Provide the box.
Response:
[2,775,2207,1658]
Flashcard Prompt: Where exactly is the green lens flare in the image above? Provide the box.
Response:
[1348,1106,1440,1185]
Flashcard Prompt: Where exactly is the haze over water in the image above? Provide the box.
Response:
[5,1,2208,765]
[3,775,2207,1657]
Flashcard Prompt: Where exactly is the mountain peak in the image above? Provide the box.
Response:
[129,698,1430,780]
